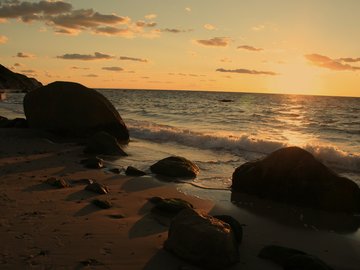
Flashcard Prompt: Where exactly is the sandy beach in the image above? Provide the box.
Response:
[0,127,359,270]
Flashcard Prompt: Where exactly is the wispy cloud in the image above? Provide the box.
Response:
[120,56,148,63]
[161,28,192,33]
[16,52,34,58]
[185,7,191,12]
[102,66,124,72]
[251,24,265,31]
[204,24,216,31]
[305,54,360,71]
[337,57,360,63]
[136,20,156,27]
[196,37,230,47]
[237,45,263,52]
[57,52,114,61]
[84,74,98,77]
[0,0,72,21]
[145,14,157,20]
[216,68,278,76]
[0,35,8,44]
[71,66,89,70]
[0,1,158,38]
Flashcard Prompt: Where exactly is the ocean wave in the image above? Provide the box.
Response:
[127,119,360,172]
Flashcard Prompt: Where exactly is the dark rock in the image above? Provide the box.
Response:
[259,245,333,270]
[284,254,333,270]
[108,214,125,219]
[150,156,199,178]
[81,157,104,169]
[151,198,194,217]
[84,131,127,156]
[109,168,122,174]
[232,147,360,212]
[92,199,112,209]
[219,99,234,102]
[164,208,240,269]
[45,177,70,188]
[23,81,129,142]
[85,182,109,194]
[213,215,243,244]
[0,117,28,128]
[0,64,42,91]
[125,166,146,176]
[258,245,306,265]
[148,196,164,204]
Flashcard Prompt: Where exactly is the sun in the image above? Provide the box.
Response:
[269,59,323,95]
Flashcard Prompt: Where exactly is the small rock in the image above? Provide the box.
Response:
[258,245,334,270]
[109,168,122,174]
[108,214,125,219]
[45,177,70,188]
[151,198,194,217]
[213,215,243,244]
[150,156,200,178]
[125,166,146,176]
[284,254,334,270]
[92,199,112,209]
[85,182,109,194]
[81,157,104,169]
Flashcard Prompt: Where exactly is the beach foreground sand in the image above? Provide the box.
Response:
[0,128,359,270]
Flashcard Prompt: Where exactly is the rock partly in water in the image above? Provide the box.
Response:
[0,64,42,91]
[80,157,104,169]
[259,245,333,270]
[232,146,360,212]
[85,182,109,194]
[84,131,127,156]
[45,177,71,188]
[23,81,129,142]
[92,199,112,209]
[109,168,122,174]
[0,117,28,128]
[213,215,243,244]
[125,166,146,176]
[164,208,240,270]
[150,156,199,178]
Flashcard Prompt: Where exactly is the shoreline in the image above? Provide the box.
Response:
[0,128,359,269]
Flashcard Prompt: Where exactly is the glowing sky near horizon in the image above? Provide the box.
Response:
[0,0,359,97]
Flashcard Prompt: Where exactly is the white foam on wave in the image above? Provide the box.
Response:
[128,119,360,173]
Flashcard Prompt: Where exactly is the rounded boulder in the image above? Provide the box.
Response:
[23,81,129,142]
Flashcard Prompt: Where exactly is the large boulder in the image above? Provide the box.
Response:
[150,156,199,178]
[164,209,240,269]
[84,131,127,156]
[23,81,129,142]
[232,147,360,212]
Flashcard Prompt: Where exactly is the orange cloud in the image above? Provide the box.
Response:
[196,37,230,47]
[120,56,148,63]
[305,54,360,71]
[57,52,114,60]
[237,45,263,52]
[16,52,35,58]
[204,24,216,30]
[216,68,278,75]
[102,67,124,72]
[0,35,7,44]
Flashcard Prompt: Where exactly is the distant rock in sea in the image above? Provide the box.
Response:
[0,64,42,91]
[23,81,129,142]
[232,146,360,213]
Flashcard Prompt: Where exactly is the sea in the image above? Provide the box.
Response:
[1,89,359,190]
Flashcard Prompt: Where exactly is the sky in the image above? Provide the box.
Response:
[0,0,359,97]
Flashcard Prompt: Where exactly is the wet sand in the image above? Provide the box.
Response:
[0,128,359,269]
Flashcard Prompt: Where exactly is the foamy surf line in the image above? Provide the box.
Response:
[128,119,360,173]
